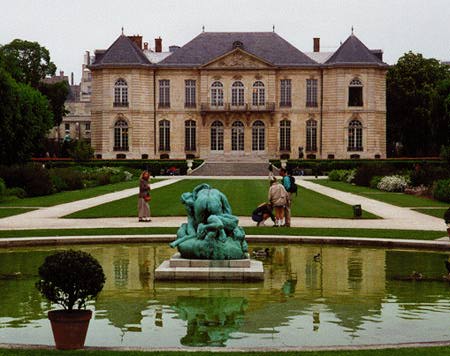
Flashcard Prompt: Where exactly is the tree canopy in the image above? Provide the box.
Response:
[0,39,56,88]
[38,81,69,127]
[387,52,450,156]
[0,68,53,165]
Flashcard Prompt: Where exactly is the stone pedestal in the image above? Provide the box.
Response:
[155,253,264,281]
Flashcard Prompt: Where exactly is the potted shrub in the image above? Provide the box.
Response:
[36,250,106,350]
[444,207,450,237]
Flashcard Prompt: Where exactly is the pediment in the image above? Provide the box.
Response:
[202,48,273,69]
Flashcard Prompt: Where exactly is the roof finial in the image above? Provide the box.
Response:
[351,25,354,35]
[202,25,205,32]
[121,27,124,35]
[272,25,275,32]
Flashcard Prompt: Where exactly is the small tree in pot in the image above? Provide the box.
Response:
[36,250,106,350]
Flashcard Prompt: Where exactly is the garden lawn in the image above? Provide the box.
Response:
[0,346,449,356]
[65,179,377,219]
[0,208,36,218]
[413,208,449,219]
[313,180,450,208]
[0,227,444,240]
[0,179,160,208]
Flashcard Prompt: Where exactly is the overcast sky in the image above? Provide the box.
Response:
[1,0,449,82]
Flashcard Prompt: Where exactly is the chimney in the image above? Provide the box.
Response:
[155,37,162,52]
[371,49,383,62]
[128,35,143,49]
[169,45,180,53]
[143,42,149,50]
[313,37,320,52]
[85,51,90,65]
[59,70,64,78]
[71,72,74,85]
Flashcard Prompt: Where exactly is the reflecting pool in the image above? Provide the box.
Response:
[1,243,450,348]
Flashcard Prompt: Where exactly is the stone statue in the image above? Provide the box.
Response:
[170,183,248,260]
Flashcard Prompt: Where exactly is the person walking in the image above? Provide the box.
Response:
[279,168,294,227]
[268,178,289,227]
[138,170,152,222]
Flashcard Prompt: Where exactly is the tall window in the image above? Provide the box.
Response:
[211,81,224,107]
[306,119,317,151]
[185,120,196,151]
[185,80,196,108]
[252,81,265,106]
[114,79,128,107]
[159,80,170,108]
[280,79,292,107]
[348,119,363,151]
[280,120,291,151]
[231,81,244,106]
[114,119,128,151]
[211,121,224,151]
[252,120,265,151]
[306,79,318,107]
[231,121,244,151]
[159,120,170,151]
[348,78,363,107]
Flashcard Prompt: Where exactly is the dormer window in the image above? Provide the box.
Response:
[348,78,363,107]
[232,41,243,49]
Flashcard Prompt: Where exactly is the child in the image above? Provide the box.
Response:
[252,202,275,227]
[268,178,289,227]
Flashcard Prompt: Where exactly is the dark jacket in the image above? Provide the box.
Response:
[252,203,275,222]
[139,178,150,198]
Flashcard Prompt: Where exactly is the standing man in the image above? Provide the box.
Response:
[279,168,294,227]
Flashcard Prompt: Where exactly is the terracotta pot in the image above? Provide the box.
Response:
[48,309,92,350]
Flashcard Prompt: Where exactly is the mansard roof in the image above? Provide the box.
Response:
[159,32,317,67]
[325,34,387,67]
[91,35,152,68]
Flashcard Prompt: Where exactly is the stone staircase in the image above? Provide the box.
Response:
[191,162,270,176]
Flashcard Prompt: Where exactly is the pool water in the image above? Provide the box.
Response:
[1,243,450,348]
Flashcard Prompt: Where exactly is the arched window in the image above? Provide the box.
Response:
[210,121,224,151]
[231,81,244,106]
[306,119,317,152]
[185,120,196,151]
[252,81,265,106]
[252,120,265,151]
[159,120,170,151]
[211,81,224,107]
[231,121,244,151]
[348,78,363,106]
[348,119,363,151]
[114,119,128,151]
[280,120,291,151]
[114,79,128,107]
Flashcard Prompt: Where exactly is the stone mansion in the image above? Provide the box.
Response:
[89,31,387,160]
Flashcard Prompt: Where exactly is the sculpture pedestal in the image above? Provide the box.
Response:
[155,253,264,281]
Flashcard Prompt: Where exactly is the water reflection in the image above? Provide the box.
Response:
[1,244,450,347]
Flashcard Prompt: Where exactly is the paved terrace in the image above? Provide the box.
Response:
[0,176,446,232]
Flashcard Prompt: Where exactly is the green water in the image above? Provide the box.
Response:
[0,243,450,348]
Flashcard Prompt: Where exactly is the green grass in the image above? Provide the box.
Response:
[66,179,377,219]
[0,208,36,218]
[0,179,160,208]
[313,180,450,208]
[413,208,449,219]
[0,346,449,355]
[0,227,444,240]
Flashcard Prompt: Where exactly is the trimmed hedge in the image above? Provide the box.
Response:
[33,159,204,176]
[433,179,450,203]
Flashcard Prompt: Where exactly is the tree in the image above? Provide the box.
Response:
[38,81,69,128]
[0,39,56,88]
[387,52,450,156]
[0,68,53,165]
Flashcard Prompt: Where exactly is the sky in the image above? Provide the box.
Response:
[1,0,449,83]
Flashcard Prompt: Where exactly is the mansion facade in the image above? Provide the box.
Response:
[89,31,388,160]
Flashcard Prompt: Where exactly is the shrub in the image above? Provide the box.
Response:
[5,187,27,198]
[50,168,84,191]
[0,163,53,197]
[0,178,5,201]
[328,170,344,181]
[440,145,450,166]
[354,164,396,187]
[369,176,382,189]
[328,169,354,182]
[346,169,356,183]
[409,163,449,187]
[35,250,105,310]
[96,172,111,186]
[432,179,450,203]
[68,140,94,162]
[377,175,410,192]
